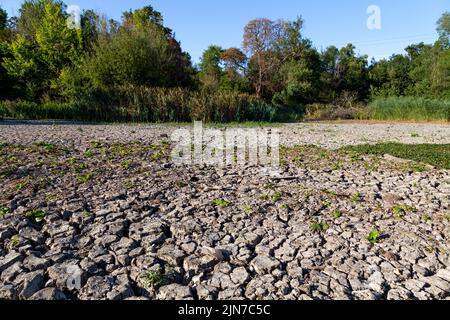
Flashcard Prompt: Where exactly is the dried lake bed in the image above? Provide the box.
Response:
[0,121,449,300]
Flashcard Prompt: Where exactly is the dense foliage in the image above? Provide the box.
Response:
[0,1,449,122]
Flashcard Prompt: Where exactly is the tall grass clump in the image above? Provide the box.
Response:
[369,96,450,121]
[0,86,280,123]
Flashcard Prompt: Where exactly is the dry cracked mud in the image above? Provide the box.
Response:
[0,121,449,300]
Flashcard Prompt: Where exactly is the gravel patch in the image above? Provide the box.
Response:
[0,120,449,149]
[0,121,449,300]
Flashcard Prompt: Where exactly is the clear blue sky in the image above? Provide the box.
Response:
[1,0,448,63]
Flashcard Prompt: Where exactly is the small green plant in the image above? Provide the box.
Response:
[141,270,164,289]
[82,211,91,219]
[310,221,329,233]
[331,162,342,171]
[260,193,269,201]
[281,203,289,210]
[272,191,282,202]
[91,141,103,149]
[26,209,46,223]
[211,199,231,207]
[46,194,59,202]
[422,215,432,222]
[445,215,450,221]
[304,190,313,199]
[367,229,384,245]
[243,205,253,215]
[10,235,20,247]
[332,209,342,219]
[351,193,363,202]
[6,154,17,162]
[84,149,94,158]
[175,180,187,188]
[121,160,132,169]
[15,180,28,191]
[321,201,332,208]
[321,189,337,197]
[66,157,77,167]
[77,172,94,183]
[0,207,12,217]
[391,204,416,218]
[35,142,56,153]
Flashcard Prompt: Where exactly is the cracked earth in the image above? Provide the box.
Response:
[0,121,449,300]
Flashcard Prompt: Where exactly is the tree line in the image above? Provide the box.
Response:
[0,1,449,122]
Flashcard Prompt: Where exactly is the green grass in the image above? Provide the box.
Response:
[331,209,343,219]
[342,143,450,170]
[391,204,416,218]
[211,199,231,207]
[26,209,46,223]
[310,221,329,233]
[367,229,384,245]
[369,96,450,121]
[271,191,282,202]
[0,207,12,217]
[140,270,164,289]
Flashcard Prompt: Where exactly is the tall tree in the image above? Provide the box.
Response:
[198,45,223,89]
[243,18,282,97]
[60,5,194,93]
[2,0,82,98]
[437,11,450,46]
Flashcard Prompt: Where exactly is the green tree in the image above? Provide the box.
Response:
[220,47,249,92]
[0,7,7,30]
[35,0,82,79]
[437,11,450,46]
[80,9,100,53]
[198,45,223,89]
[0,6,14,98]
[14,0,47,42]
[60,5,194,95]
[2,0,82,99]
[369,54,412,97]
[2,35,42,98]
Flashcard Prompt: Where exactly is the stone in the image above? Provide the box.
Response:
[386,287,412,300]
[251,256,280,275]
[106,284,134,300]
[1,262,23,282]
[195,284,218,300]
[20,270,44,299]
[110,237,137,252]
[156,284,193,300]
[157,245,186,266]
[0,284,17,299]
[80,276,114,299]
[23,255,51,271]
[0,252,23,273]
[230,267,250,284]
[29,287,67,300]
[0,227,15,241]
[19,227,46,244]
